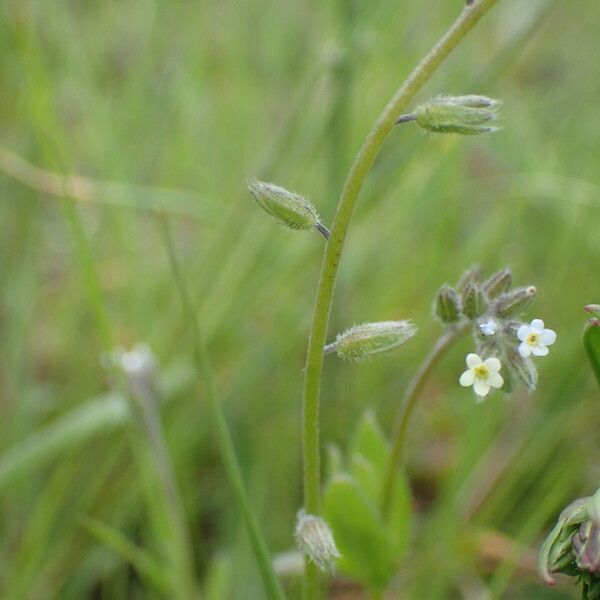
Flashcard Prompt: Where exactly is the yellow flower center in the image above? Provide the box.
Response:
[474,364,489,379]
[527,332,539,346]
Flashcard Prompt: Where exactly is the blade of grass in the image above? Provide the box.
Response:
[79,516,170,594]
[159,213,285,600]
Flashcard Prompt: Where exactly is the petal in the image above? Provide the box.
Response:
[531,345,549,356]
[459,370,475,387]
[519,342,532,357]
[466,353,482,368]
[488,372,504,388]
[517,325,530,341]
[530,319,545,333]
[540,329,557,346]
[484,357,501,373]
[473,379,490,397]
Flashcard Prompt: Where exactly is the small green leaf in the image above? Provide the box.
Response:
[323,475,396,591]
[349,454,411,560]
[349,410,412,560]
[349,409,389,470]
[584,319,600,386]
[325,442,344,480]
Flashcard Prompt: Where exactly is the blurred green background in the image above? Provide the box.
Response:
[1,0,599,598]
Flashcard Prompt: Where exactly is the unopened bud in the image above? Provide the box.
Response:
[573,521,600,574]
[462,282,487,319]
[248,180,325,234]
[411,95,501,135]
[325,320,417,361]
[505,346,538,392]
[539,497,591,585]
[456,264,482,292]
[483,268,512,299]
[585,305,600,318]
[435,285,461,323]
[494,286,536,318]
[110,344,158,399]
[295,510,340,573]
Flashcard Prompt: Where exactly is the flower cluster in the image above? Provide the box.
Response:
[434,266,557,399]
[540,489,600,599]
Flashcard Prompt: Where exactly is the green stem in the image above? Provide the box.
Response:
[129,385,197,599]
[302,2,500,595]
[380,325,468,518]
[159,215,285,600]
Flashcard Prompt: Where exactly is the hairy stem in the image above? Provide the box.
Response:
[381,324,469,517]
[160,215,285,600]
[302,3,500,594]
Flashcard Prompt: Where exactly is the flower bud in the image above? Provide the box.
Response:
[483,268,512,299]
[294,510,340,573]
[504,346,538,392]
[412,95,501,135]
[456,264,482,292]
[573,521,600,573]
[461,282,487,319]
[539,497,591,585]
[585,305,600,318]
[111,344,158,399]
[494,286,536,318]
[248,180,320,232]
[435,285,461,323]
[325,320,417,361]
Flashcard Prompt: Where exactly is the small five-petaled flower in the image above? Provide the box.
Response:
[479,319,498,336]
[459,353,503,399]
[517,319,556,357]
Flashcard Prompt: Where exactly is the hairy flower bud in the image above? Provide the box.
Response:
[435,285,461,323]
[248,180,324,234]
[494,286,536,318]
[462,282,487,319]
[573,521,600,574]
[325,320,417,361]
[504,346,538,392]
[111,344,158,400]
[585,305,600,318]
[410,95,501,135]
[539,497,591,585]
[295,510,340,573]
[456,264,482,292]
[483,268,512,299]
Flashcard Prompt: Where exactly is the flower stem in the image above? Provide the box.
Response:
[301,2,500,595]
[159,214,285,600]
[380,324,469,518]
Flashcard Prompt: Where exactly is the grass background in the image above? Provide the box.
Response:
[0,0,599,597]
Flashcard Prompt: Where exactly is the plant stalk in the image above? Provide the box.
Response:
[380,324,468,518]
[160,215,285,600]
[302,2,500,595]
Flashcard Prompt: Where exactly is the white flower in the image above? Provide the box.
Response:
[479,319,498,336]
[459,353,503,399]
[517,319,556,357]
[114,344,156,377]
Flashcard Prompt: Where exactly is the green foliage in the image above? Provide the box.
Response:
[584,319,600,386]
[79,516,170,594]
[323,411,411,592]
[0,0,598,597]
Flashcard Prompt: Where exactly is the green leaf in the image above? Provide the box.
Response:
[79,516,170,594]
[349,409,389,471]
[325,442,344,480]
[323,475,397,591]
[350,455,411,558]
[584,320,600,386]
